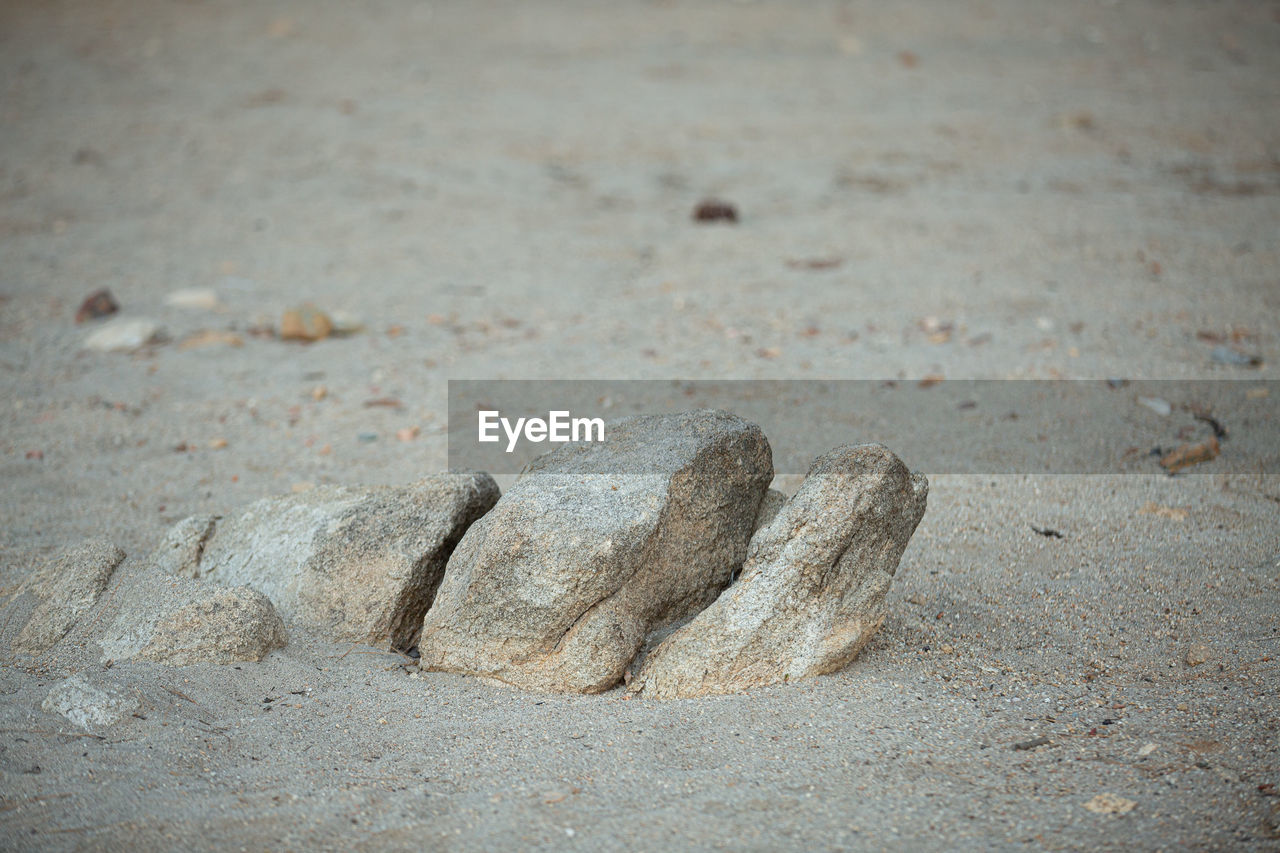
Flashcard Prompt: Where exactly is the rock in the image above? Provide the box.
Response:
[154,473,499,648]
[14,539,126,654]
[1185,642,1212,666]
[1210,345,1262,368]
[150,515,218,577]
[631,443,927,699]
[98,572,286,665]
[74,289,119,323]
[1160,438,1220,474]
[692,199,738,223]
[1137,396,1172,416]
[1083,793,1136,815]
[279,305,333,341]
[328,309,364,336]
[753,488,787,533]
[83,317,163,352]
[418,410,773,693]
[164,288,220,310]
[42,675,139,730]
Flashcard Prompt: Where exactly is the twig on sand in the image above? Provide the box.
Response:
[163,685,199,706]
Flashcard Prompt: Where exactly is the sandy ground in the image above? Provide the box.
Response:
[1,0,1278,849]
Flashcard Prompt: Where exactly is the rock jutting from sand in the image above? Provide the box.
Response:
[97,571,287,666]
[631,443,928,699]
[151,472,499,649]
[14,539,126,654]
[417,409,774,693]
[42,675,140,730]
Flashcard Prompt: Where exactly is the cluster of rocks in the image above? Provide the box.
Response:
[7,410,928,699]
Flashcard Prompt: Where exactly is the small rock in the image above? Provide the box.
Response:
[42,675,138,730]
[692,199,738,223]
[1014,736,1051,751]
[1083,793,1136,815]
[396,426,420,442]
[279,305,333,342]
[1210,345,1262,368]
[75,289,119,323]
[329,310,364,336]
[164,288,220,310]
[14,539,126,654]
[631,443,927,699]
[177,330,243,351]
[83,318,163,353]
[1160,437,1219,473]
[1137,396,1172,417]
[150,515,218,577]
[1138,501,1188,521]
[1138,743,1158,756]
[1176,702,1189,711]
[1185,643,1212,666]
[98,572,287,666]
[153,472,499,648]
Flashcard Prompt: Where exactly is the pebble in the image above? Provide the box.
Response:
[83,318,164,352]
[164,288,221,310]
[75,289,119,323]
[280,306,333,342]
[1137,396,1172,416]
[1210,345,1262,368]
[1185,643,1212,666]
[692,199,739,223]
[1084,793,1136,815]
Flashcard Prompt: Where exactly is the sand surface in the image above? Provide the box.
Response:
[1,0,1278,849]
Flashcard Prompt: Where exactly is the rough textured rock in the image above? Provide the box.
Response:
[153,473,499,648]
[632,443,927,699]
[753,488,787,533]
[418,409,773,693]
[98,572,287,665]
[14,539,126,654]
[42,675,139,730]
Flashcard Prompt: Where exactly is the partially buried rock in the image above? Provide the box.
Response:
[631,443,928,699]
[14,539,126,654]
[153,473,499,648]
[692,199,739,223]
[75,288,119,323]
[82,317,163,352]
[418,410,773,693]
[42,675,139,730]
[98,572,286,665]
[279,304,333,341]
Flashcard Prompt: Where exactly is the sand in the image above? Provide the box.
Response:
[1,0,1277,849]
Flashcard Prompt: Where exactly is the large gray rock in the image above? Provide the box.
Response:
[631,443,927,699]
[98,571,286,666]
[418,410,773,693]
[14,539,126,654]
[153,473,499,648]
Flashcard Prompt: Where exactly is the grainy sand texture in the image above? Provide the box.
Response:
[1,1,1278,849]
